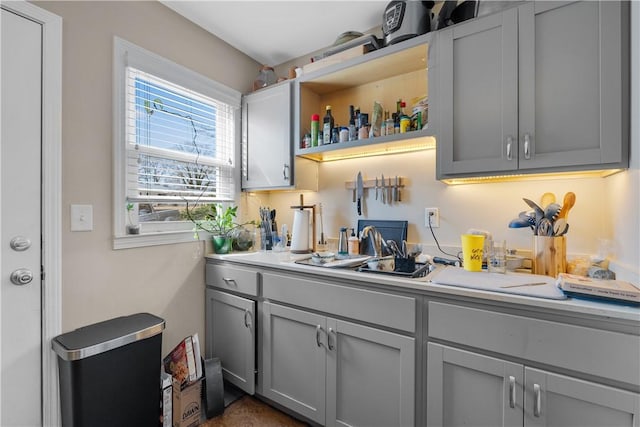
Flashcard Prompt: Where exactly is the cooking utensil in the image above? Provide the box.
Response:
[544,203,562,221]
[557,192,576,220]
[356,172,363,215]
[509,218,532,228]
[500,282,547,289]
[553,218,567,236]
[381,174,386,204]
[540,192,556,208]
[523,198,544,225]
[536,218,553,236]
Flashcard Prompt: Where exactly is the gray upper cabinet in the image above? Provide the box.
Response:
[241,82,318,191]
[241,81,294,190]
[436,1,629,179]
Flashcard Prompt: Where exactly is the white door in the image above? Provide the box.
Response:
[1,7,43,426]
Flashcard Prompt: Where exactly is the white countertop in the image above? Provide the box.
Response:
[206,251,640,323]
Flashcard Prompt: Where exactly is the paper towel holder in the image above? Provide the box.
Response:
[290,194,316,254]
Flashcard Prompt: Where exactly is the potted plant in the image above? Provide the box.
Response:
[126,203,141,234]
[190,203,255,254]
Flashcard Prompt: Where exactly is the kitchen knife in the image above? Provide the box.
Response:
[375,177,378,200]
[381,174,386,204]
[393,176,398,202]
[356,172,363,216]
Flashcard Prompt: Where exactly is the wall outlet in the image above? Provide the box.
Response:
[425,208,440,228]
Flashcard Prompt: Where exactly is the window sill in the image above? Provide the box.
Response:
[113,229,200,249]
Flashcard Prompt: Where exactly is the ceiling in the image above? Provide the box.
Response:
[160,1,389,66]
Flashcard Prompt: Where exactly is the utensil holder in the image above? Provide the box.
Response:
[532,236,566,277]
[394,256,416,273]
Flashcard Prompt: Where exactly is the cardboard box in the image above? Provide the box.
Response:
[161,371,173,427]
[302,45,368,74]
[172,378,202,427]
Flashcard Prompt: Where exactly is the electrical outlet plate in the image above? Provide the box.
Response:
[425,208,440,228]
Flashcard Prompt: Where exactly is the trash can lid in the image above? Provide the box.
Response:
[51,313,165,361]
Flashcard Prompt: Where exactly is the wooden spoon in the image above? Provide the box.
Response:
[540,192,556,208]
[557,192,576,220]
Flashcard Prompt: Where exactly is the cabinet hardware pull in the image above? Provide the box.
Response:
[506,136,513,161]
[328,328,336,351]
[533,383,541,417]
[315,325,323,347]
[244,310,252,328]
[282,164,290,181]
[222,277,236,286]
[523,133,531,160]
[508,376,516,408]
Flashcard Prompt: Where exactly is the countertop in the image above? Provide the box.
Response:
[206,251,640,324]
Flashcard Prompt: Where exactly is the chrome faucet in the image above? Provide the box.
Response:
[361,226,387,258]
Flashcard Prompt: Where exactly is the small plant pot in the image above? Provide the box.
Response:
[212,235,233,254]
[126,224,141,235]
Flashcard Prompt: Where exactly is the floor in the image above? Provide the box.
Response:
[201,394,308,427]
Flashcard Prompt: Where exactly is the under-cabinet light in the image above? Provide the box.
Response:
[440,169,625,185]
[304,137,436,162]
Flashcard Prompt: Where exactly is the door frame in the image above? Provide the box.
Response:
[1,2,62,426]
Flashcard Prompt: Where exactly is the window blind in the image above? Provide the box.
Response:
[125,67,235,203]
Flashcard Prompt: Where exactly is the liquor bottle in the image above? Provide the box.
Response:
[348,105,356,141]
[322,105,334,145]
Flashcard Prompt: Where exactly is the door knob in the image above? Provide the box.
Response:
[10,236,31,251]
[10,269,33,286]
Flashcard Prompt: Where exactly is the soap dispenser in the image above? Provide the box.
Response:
[348,228,359,255]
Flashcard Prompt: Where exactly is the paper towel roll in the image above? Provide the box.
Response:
[291,210,310,253]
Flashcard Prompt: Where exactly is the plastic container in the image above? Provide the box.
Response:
[348,228,360,255]
[52,313,165,427]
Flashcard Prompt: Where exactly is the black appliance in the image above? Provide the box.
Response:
[382,1,435,46]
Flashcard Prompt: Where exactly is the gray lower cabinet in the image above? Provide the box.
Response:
[262,301,416,427]
[205,288,256,394]
[436,1,628,179]
[427,343,640,427]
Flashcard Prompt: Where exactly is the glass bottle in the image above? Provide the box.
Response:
[323,105,334,146]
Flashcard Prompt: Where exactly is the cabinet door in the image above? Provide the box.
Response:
[326,318,415,427]
[524,367,640,427]
[205,289,256,394]
[262,302,327,424]
[426,343,523,427]
[241,81,293,190]
[518,1,626,170]
[437,8,519,177]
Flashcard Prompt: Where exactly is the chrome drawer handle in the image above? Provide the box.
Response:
[328,328,336,351]
[523,133,531,160]
[282,163,290,180]
[533,383,542,417]
[244,309,252,328]
[315,325,323,347]
[506,136,513,161]
[508,376,516,408]
[222,277,237,286]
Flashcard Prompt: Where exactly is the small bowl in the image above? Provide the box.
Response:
[367,256,395,271]
[311,252,335,265]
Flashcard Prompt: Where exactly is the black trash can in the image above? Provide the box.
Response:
[52,313,165,427]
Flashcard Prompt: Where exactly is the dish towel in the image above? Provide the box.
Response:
[429,267,567,300]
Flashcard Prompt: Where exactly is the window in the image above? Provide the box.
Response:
[113,37,241,248]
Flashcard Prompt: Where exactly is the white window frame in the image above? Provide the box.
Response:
[112,37,241,249]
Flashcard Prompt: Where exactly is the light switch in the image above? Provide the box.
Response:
[71,204,93,231]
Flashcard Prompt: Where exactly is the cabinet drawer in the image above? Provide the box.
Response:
[205,263,258,296]
[263,272,415,333]
[428,302,640,386]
